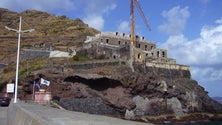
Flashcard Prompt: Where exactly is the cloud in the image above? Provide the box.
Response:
[199,0,211,4]
[83,15,104,30]
[83,0,116,15]
[82,0,117,30]
[158,6,190,35]
[102,3,117,14]
[160,18,222,96]
[0,0,75,12]
[216,18,222,24]
[0,0,117,30]
[117,21,130,33]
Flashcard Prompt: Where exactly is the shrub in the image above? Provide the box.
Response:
[72,55,79,61]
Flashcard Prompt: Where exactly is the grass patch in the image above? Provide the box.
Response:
[19,57,48,77]
[0,57,48,82]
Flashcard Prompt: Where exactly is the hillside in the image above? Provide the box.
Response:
[0,8,99,63]
[1,8,222,123]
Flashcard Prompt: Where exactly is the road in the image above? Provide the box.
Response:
[0,106,7,125]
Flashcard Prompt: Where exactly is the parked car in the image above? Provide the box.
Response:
[0,97,11,106]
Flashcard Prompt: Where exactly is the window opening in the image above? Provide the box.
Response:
[157,51,160,57]
[162,51,165,57]
[138,43,140,48]
[106,39,109,43]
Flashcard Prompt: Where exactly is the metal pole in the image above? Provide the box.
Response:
[5,17,34,103]
[32,81,35,101]
[14,16,22,103]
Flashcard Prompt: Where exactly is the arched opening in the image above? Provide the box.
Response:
[162,51,165,57]
[138,53,142,59]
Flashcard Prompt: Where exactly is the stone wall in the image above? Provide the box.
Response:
[67,60,126,70]
[87,32,156,52]
[22,49,50,59]
[146,62,189,71]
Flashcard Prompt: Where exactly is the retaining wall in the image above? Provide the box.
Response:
[146,62,190,71]
[7,101,153,125]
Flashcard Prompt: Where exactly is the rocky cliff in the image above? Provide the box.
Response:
[18,60,222,123]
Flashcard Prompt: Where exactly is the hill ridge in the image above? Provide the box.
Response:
[0,7,99,63]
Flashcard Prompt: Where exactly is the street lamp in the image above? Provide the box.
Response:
[5,16,34,103]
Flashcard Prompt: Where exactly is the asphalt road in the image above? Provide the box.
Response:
[0,106,7,125]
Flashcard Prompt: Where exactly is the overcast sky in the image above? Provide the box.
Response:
[1,0,222,97]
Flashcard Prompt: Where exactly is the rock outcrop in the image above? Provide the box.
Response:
[17,61,222,122]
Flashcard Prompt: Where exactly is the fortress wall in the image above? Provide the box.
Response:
[146,62,190,71]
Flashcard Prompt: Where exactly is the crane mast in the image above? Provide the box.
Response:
[130,0,136,47]
[129,0,151,72]
[130,0,151,47]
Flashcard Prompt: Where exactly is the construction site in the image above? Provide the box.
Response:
[83,31,189,71]
[19,0,189,72]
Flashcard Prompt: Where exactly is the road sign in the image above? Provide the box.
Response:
[6,83,14,93]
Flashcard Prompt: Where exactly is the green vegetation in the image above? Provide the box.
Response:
[126,79,137,88]
[0,81,5,92]
[95,54,108,60]
[19,57,48,77]
[72,50,91,62]
[72,55,80,61]
[0,57,48,83]
[72,49,109,62]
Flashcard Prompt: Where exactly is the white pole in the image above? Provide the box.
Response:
[5,17,34,103]
[32,81,35,101]
[14,16,22,103]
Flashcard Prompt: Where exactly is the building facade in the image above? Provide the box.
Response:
[84,32,176,64]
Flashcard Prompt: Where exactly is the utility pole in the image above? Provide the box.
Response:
[5,16,34,103]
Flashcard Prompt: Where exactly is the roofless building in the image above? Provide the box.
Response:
[84,32,176,65]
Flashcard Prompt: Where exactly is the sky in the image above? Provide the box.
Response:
[0,0,222,97]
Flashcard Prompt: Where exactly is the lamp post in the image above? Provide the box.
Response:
[5,16,34,103]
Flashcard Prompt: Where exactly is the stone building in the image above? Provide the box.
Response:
[83,32,176,64]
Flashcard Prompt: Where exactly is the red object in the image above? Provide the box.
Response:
[34,91,51,104]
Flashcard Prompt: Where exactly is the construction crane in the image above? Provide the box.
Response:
[130,0,151,47]
[129,0,151,72]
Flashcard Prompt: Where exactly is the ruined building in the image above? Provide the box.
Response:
[84,32,166,61]
[84,32,189,70]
